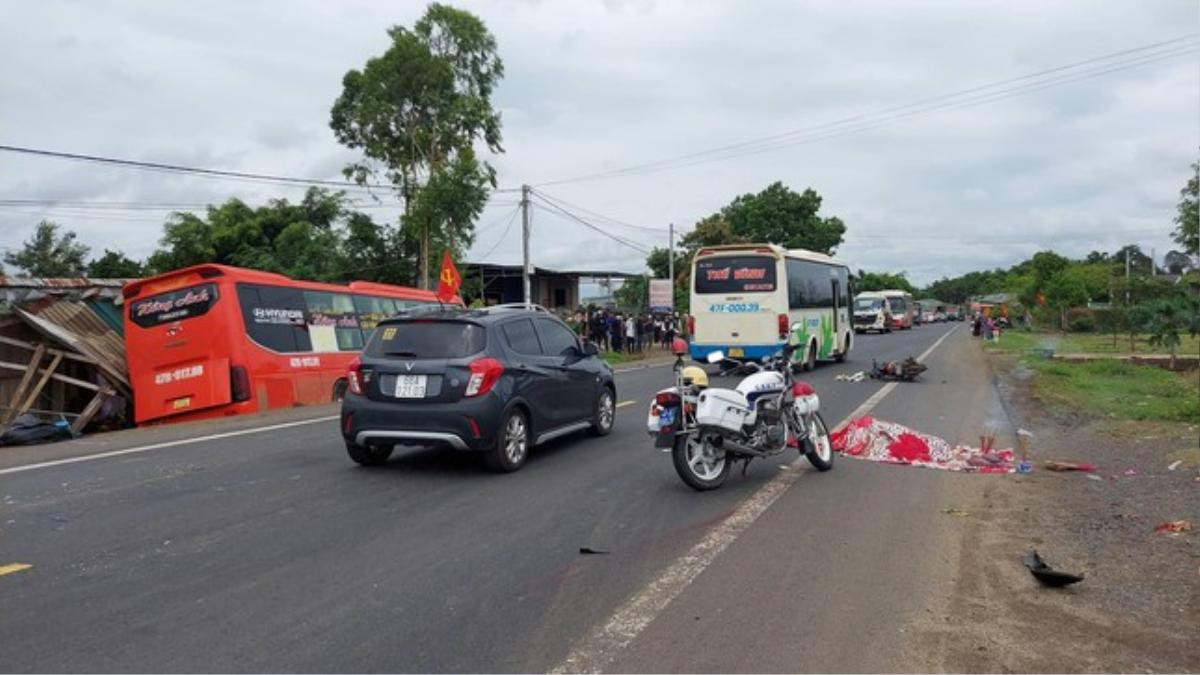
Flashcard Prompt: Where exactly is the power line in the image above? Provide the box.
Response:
[529,200,650,255]
[0,144,523,194]
[474,206,522,260]
[535,34,1199,186]
[531,188,670,233]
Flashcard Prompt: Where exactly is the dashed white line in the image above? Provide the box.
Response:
[550,324,960,673]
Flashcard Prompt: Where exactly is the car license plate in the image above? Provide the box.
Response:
[393,374,427,398]
[171,396,191,410]
[659,406,676,427]
[728,347,744,358]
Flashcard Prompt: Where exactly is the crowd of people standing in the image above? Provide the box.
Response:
[570,308,688,354]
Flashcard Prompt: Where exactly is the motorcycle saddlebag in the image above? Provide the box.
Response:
[695,388,751,433]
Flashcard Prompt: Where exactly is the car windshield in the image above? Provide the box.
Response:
[855,298,884,311]
[364,320,485,359]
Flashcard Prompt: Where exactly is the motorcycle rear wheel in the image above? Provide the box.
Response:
[802,413,835,471]
[672,433,730,491]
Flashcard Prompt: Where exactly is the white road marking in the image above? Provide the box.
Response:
[0,416,340,477]
[615,400,636,409]
[550,324,960,674]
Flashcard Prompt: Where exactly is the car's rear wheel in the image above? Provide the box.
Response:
[346,441,393,466]
[590,387,615,436]
[485,409,529,472]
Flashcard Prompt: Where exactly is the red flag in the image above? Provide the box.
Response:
[436,249,462,303]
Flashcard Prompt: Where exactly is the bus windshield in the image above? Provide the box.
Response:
[855,298,884,311]
[694,256,777,294]
[887,297,906,312]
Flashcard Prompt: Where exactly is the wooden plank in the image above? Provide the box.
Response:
[1,345,45,425]
[0,359,100,391]
[69,389,112,434]
[14,352,63,423]
[0,335,98,365]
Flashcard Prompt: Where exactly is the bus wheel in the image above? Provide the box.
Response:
[834,336,848,363]
[332,379,348,402]
[803,342,817,371]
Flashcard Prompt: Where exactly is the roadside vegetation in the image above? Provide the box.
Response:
[1022,356,1199,423]
[983,329,1200,355]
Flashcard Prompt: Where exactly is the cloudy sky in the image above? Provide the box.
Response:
[1,0,1197,285]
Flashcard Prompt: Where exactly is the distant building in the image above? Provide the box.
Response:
[462,263,637,311]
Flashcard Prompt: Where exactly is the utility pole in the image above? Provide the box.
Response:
[667,222,675,309]
[1124,248,1131,307]
[521,184,531,306]
[1150,247,1156,276]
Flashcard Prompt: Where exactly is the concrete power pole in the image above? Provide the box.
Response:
[521,184,531,306]
[1125,248,1131,307]
[667,222,675,310]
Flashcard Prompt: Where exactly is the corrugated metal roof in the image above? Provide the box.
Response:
[0,277,133,288]
[15,299,129,395]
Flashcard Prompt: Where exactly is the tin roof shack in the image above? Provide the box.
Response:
[0,277,134,438]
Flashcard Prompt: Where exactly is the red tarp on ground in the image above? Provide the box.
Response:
[830,415,1015,473]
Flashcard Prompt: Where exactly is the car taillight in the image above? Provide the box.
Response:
[687,315,695,336]
[778,313,789,340]
[346,357,364,395]
[655,391,681,407]
[465,357,503,397]
[230,365,251,402]
[792,381,815,396]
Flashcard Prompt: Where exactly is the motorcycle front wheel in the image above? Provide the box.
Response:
[801,412,835,471]
[672,432,730,491]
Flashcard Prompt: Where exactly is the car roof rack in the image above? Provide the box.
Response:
[488,303,551,313]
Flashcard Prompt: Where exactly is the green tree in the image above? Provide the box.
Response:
[330,3,504,288]
[1134,296,1200,369]
[856,270,917,294]
[615,275,648,313]
[3,220,90,277]
[722,182,845,254]
[87,249,144,278]
[1173,161,1199,255]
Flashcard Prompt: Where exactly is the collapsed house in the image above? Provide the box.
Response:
[0,277,133,441]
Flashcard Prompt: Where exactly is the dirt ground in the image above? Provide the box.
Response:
[907,352,1200,673]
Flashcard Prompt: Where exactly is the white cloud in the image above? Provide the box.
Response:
[1,0,1196,285]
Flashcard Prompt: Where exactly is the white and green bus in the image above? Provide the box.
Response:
[688,244,854,370]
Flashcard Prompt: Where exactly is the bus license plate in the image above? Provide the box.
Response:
[171,396,191,410]
[728,348,744,358]
[393,375,427,398]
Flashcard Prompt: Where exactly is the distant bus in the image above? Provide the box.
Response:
[688,244,853,371]
[881,290,915,330]
[122,263,454,425]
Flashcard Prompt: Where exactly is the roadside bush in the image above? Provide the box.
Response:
[1065,307,1096,333]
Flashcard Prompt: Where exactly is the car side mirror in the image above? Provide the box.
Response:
[583,341,599,357]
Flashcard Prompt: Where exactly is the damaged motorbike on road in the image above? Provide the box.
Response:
[647,338,834,491]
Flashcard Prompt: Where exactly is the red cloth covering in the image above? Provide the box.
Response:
[830,415,1015,474]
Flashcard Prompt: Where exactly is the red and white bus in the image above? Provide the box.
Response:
[123,264,456,425]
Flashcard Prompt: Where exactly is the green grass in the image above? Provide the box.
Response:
[1024,356,1200,423]
[984,329,1200,356]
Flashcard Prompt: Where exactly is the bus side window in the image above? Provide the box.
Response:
[237,283,313,353]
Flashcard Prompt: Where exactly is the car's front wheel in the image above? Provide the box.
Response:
[346,441,393,466]
[485,408,529,472]
[590,387,615,436]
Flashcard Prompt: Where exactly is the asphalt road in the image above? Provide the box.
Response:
[0,323,968,673]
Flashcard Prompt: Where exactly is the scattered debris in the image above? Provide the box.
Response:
[579,547,610,555]
[1153,520,1192,534]
[1166,460,1182,471]
[835,371,866,382]
[1086,474,1103,481]
[869,357,928,382]
[1043,460,1098,472]
[1023,549,1085,588]
[1123,468,1139,477]
[942,507,970,517]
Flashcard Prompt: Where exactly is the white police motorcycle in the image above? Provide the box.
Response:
[648,339,834,491]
